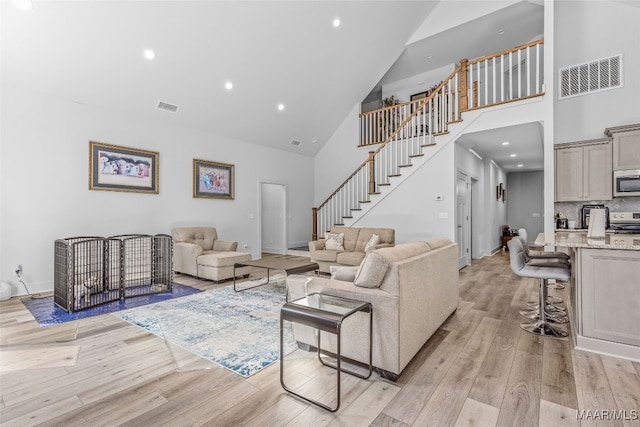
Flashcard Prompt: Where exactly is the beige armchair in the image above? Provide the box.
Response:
[172,227,251,282]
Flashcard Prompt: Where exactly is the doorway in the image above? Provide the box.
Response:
[259,181,287,255]
[456,171,472,269]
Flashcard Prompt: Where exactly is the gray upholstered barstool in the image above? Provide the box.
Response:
[517,228,570,262]
[517,228,569,307]
[507,238,570,338]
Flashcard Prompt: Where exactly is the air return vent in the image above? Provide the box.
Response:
[290,139,302,147]
[156,101,179,113]
[559,54,622,100]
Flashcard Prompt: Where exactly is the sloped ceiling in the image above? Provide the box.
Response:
[1,0,437,157]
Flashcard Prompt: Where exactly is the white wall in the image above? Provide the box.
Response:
[554,1,640,143]
[313,103,369,206]
[507,171,544,243]
[381,63,455,104]
[1,85,313,295]
[352,143,457,243]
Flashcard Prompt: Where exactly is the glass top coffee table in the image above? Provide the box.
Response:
[280,292,372,412]
[233,257,319,292]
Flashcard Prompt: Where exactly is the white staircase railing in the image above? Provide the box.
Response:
[312,39,544,240]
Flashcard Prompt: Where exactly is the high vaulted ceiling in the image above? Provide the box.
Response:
[1,0,436,156]
[2,0,545,161]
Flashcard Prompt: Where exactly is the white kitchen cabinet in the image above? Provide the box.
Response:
[554,139,612,202]
[579,248,640,347]
[606,124,640,171]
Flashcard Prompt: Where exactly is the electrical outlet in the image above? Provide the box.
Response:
[14,265,22,276]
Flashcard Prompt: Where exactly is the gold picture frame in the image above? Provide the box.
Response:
[193,159,235,200]
[89,141,159,194]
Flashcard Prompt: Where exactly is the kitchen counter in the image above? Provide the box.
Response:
[536,232,640,250]
[534,231,640,362]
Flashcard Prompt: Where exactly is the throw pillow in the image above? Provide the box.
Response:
[330,266,359,282]
[364,234,380,252]
[354,252,388,288]
[324,232,345,251]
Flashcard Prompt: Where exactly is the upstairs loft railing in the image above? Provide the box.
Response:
[312,39,544,240]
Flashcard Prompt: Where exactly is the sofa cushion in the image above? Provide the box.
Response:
[197,251,251,268]
[354,252,388,288]
[330,266,359,282]
[336,251,366,266]
[313,249,340,262]
[331,226,360,252]
[425,237,453,251]
[172,227,217,251]
[355,228,395,252]
[324,232,345,250]
[375,242,430,264]
[364,234,380,251]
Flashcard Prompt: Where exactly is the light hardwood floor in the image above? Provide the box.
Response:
[1,252,639,426]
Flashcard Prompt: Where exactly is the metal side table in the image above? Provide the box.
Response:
[280,293,372,412]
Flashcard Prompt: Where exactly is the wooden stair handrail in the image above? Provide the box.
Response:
[467,38,543,66]
[317,63,463,211]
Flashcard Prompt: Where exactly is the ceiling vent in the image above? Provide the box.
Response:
[559,54,623,100]
[290,139,302,147]
[156,101,179,113]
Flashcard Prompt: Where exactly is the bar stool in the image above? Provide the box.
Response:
[507,238,570,338]
[517,228,568,306]
[517,228,570,261]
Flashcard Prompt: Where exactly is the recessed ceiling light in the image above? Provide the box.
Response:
[501,141,510,146]
[517,164,524,167]
[333,18,341,28]
[277,104,285,111]
[12,0,32,11]
[426,55,433,59]
[225,82,233,90]
[498,29,505,35]
[143,49,155,60]
[510,154,517,157]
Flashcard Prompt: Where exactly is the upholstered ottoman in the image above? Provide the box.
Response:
[197,251,252,282]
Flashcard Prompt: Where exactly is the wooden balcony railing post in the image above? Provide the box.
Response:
[312,207,318,241]
[368,151,376,194]
[459,58,468,111]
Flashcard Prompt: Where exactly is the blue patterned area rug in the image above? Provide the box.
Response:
[115,276,297,378]
[22,283,201,327]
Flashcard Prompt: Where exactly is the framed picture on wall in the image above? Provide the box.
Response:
[410,91,429,113]
[89,141,159,194]
[193,159,234,199]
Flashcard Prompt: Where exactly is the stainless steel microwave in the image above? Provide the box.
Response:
[614,169,640,197]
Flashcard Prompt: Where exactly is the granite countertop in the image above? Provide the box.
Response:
[535,232,640,250]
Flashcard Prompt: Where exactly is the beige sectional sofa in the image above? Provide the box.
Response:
[172,227,251,282]
[308,226,395,273]
[287,237,459,380]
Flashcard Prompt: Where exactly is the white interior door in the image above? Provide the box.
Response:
[456,171,471,269]
[259,182,287,255]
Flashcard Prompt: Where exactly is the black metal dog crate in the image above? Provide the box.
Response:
[54,234,173,312]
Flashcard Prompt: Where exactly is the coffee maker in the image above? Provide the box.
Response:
[556,218,568,229]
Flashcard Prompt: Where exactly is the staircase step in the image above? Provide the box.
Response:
[435,130,449,136]
[379,183,391,186]
[399,164,412,168]
[351,208,362,211]
[448,119,463,124]
[420,142,437,148]
[343,216,353,219]
[409,154,424,158]
[388,174,401,177]
[359,200,371,203]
